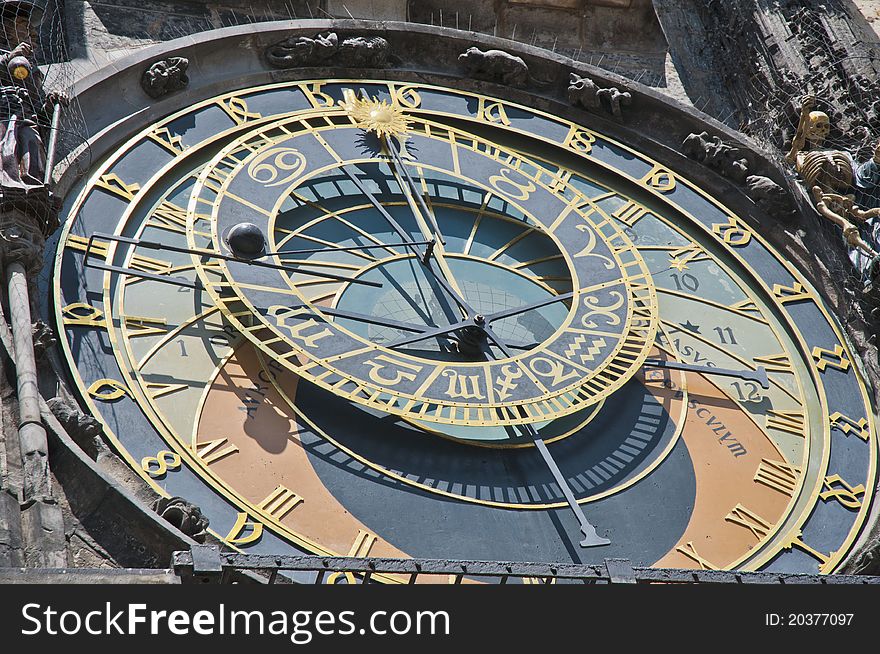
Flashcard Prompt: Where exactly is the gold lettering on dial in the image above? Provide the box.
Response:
[772,281,811,304]
[302,82,336,108]
[676,541,718,570]
[784,531,834,573]
[327,530,379,584]
[140,450,181,478]
[489,168,536,201]
[267,307,333,349]
[476,98,510,125]
[641,165,676,192]
[528,356,580,387]
[725,504,772,540]
[811,345,850,373]
[829,412,870,442]
[217,96,262,125]
[612,200,650,227]
[711,216,751,246]
[194,438,240,465]
[87,379,130,401]
[247,147,307,188]
[224,512,263,546]
[443,369,485,400]
[257,485,304,520]
[754,458,800,496]
[96,173,140,200]
[561,126,596,154]
[61,302,106,328]
[765,409,805,437]
[819,475,865,510]
[364,355,423,386]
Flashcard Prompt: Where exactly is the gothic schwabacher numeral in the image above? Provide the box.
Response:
[148,127,187,153]
[475,98,511,125]
[811,345,850,373]
[640,164,676,192]
[87,378,130,401]
[145,382,188,399]
[193,438,240,466]
[95,173,140,201]
[224,512,264,547]
[146,200,210,235]
[784,531,834,574]
[772,281,811,304]
[61,302,106,328]
[754,458,800,496]
[711,216,751,246]
[561,125,596,154]
[819,474,865,510]
[140,450,181,479]
[829,412,871,442]
[217,96,262,125]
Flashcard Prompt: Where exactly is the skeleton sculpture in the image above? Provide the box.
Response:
[786,96,880,282]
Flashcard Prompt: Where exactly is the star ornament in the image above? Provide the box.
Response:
[340,89,411,141]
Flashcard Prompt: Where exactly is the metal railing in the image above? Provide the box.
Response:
[172,547,880,585]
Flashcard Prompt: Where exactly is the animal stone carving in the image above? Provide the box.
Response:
[31,319,55,359]
[682,131,750,184]
[266,32,389,69]
[745,175,795,220]
[152,496,210,543]
[141,56,189,99]
[458,47,529,88]
[567,73,631,118]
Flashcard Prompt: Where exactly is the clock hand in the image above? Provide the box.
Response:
[644,359,770,389]
[275,239,433,258]
[478,326,610,548]
[338,164,476,325]
[91,233,383,288]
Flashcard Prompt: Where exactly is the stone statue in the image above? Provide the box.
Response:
[141,56,189,99]
[266,32,389,69]
[683,131,749,183]
[853,140,880,210]
[568,73,632,118]
[786,96,880,281]
[0,0,54,217]
[458,47,529,88]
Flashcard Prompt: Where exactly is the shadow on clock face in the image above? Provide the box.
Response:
[293,375,696,565]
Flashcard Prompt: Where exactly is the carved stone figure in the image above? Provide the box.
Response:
[47,395,103,443]
[683,131,749,184]
[31,318,54,359]
[786,96,880,281]
[266,32,389,69]
[568,73,631,118]
[141,56,189,99]
[0,0,55,224]
[745,175,795,220]
[458,47,529,88]
[152,496,210,543]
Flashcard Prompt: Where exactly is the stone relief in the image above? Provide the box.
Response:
[567,73,631,118]
[458,47,529,88]
[266,32,389,69]
[682,131,749,184]
[141,56,190,99]
[152,496,210,543]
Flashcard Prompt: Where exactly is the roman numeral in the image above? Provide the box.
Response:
[193,438,240,466]
[676,541,718,570]
[612,200,650,227]
[765,409,805,436]
[754,458,800,496]
[725,504,772,540]
[257,485,304,520]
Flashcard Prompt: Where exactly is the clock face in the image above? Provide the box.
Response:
[51,79,877,578]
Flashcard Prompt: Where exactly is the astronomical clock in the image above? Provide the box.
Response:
[46,25,878,580]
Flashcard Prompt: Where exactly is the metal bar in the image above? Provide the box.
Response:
[43,103,62,186]
[644,359,770,389]
[170,551,880,585]
[91,233,382,287]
